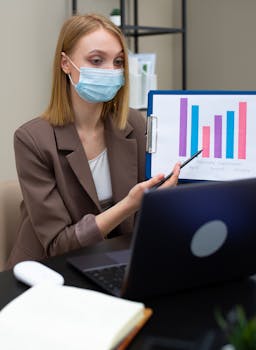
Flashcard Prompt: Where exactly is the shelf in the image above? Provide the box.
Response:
[120,25,184,37]
[119,0,186,89]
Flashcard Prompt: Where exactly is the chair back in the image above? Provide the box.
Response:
[0,180,22,271]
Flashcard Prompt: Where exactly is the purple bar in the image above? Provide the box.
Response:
[179,98,188,156]
[214,115,222,158]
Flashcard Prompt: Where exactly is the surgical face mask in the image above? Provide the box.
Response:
[66,56,125,103]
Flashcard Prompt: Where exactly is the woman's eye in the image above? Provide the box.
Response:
[90,57,103,66]
[114,57,124,67]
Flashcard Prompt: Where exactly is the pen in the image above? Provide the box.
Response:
[151,149,203,190]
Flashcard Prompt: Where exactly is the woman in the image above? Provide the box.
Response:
[6,13,180,269]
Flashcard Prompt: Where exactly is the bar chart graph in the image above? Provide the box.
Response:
[179,98,247,160]
[149,91,256,181]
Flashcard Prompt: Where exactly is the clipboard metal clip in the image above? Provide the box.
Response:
[146,114,158,153]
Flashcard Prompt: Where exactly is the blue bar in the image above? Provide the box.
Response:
[191,105,199,156]
[226,111,234,159]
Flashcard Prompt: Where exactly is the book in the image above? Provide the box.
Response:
[0,283,152,350]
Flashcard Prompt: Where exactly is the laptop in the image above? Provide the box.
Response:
[68,178,256,300]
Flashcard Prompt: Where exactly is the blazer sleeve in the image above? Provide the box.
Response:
[14,127,103,258]
[128,108,146,182]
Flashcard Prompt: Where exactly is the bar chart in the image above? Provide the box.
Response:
[179,97,247,160]
[149,91,256,181]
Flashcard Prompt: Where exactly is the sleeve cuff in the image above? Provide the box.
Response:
[75,214,104,247]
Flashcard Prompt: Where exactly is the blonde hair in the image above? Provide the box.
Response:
[43,13,129,129]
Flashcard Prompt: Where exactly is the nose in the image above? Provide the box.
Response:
[104,65,116,69]
[103,59,121,70]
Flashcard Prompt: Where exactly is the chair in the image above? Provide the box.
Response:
[0,180,23,271]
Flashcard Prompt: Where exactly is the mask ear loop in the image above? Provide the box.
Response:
[61,52,80,86]
[61,52,80,71]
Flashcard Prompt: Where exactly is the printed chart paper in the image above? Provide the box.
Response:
[147,91,256,181]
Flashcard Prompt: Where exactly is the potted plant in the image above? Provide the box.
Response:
[110,8,121,26]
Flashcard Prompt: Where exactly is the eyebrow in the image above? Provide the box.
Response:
[88,49,124,56]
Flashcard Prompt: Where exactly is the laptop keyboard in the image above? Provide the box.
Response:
[84,264,127,297]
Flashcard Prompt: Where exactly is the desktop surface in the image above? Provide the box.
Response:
[1,234,256,349]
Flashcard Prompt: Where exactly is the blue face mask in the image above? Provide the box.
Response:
[67,57,125,103]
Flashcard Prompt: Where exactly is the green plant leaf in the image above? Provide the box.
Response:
[215,305,256,349]
[110,8,120,16]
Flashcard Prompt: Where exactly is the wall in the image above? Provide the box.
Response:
[187,0,256,90]
[76,0,117,16]
[1,0,256,180]
[0,0,70,181]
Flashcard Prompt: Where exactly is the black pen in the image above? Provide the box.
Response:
[151,149,203,190]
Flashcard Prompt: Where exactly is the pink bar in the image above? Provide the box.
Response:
[202,126,210,158]
[238,102,247,159]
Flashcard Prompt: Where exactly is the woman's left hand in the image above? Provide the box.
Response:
[96,162,180,237]
[126,162,181,212]
[159,162,180,189]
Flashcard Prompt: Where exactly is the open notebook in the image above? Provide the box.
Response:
[0,283,152,350]
[69,177,256,300]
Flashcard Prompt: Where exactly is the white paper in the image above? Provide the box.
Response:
[150,93,256,181]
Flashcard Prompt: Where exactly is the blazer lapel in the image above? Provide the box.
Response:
[54,123,101,210]
[105,117,138,204]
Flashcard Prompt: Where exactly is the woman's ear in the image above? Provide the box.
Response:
[61,52,70,74]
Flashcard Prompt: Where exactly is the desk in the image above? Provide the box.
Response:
[1,234,256,349]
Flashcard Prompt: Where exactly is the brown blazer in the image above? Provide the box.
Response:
[6,108,146,269]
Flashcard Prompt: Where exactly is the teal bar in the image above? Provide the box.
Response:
[226,111,234,159]
[191,105,199,156]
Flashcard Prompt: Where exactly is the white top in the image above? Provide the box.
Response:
[88,149,113,202]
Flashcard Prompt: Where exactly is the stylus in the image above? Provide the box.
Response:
[151,149,203,190]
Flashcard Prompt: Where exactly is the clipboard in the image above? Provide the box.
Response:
[146,90,256,182]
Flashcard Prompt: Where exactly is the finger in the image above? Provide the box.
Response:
[161,162,180,188]
[173,162,181,176]
[144,174,165,190]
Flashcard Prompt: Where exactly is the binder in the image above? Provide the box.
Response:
[146,90,256,182]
